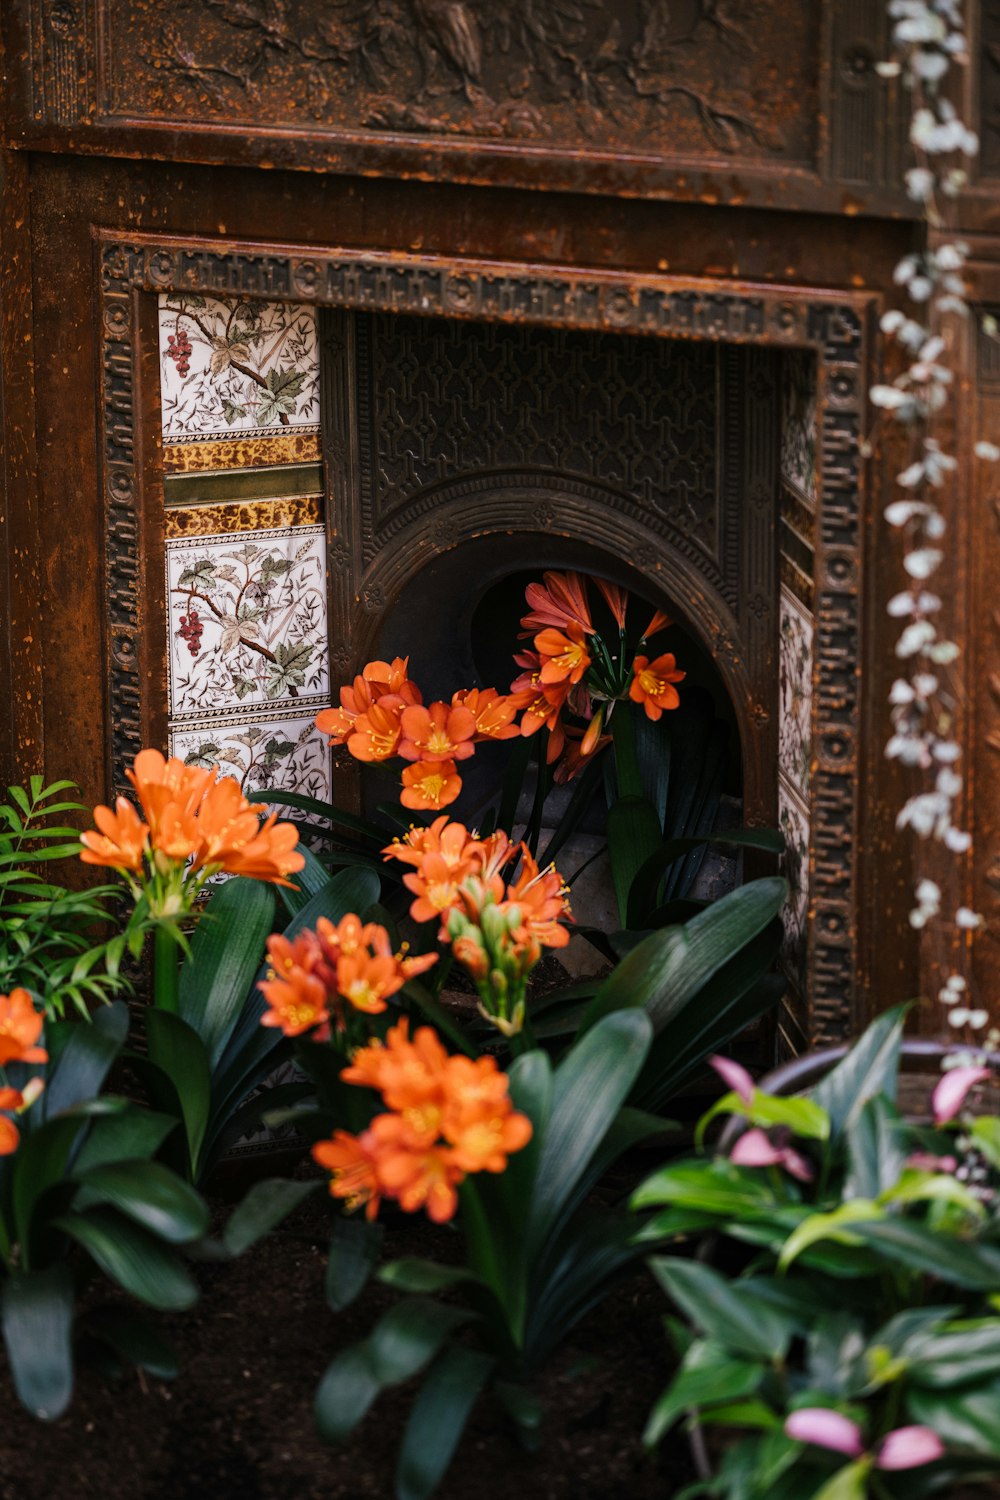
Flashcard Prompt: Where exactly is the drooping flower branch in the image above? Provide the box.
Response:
[874,0,998,1057]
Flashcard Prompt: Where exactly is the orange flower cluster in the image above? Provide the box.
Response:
[384,821,571,1031]
[0,990,48,1157]
[259,913,437,1038]
[80,749,304,888]
[316,660,519,813]
[311,1019,531,1223]
[508,571,682,780]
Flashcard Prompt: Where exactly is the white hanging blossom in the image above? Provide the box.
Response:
[878,1,989,1040]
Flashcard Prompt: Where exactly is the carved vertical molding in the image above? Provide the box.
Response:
[974,307,1000,999]
[822,0,904,192]
[30,0,92,126]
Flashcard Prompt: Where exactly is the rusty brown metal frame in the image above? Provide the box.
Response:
[98,231,876,1044]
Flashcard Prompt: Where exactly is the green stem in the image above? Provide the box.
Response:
[611,700,643,800]
[153,924,181,1014]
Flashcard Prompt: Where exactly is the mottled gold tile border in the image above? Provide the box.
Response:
[164,494,323,539]
[163,430,322,473]
[164,461,324,507]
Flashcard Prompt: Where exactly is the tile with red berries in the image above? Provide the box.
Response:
[169,712,332,810]
[166,523,330,723]
[158,294,321,474]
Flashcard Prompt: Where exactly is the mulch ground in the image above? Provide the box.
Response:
[0,1182,693,1500]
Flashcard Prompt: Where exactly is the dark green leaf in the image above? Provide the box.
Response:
[909,1321,1000,1388]
[811,1006,908,1140]
[145,1009,211,1179]
[43,1002,128,1118]
[908,1379,1000,1456]
[53,1208,200,1310]
[528,1011,652,1257]
[643,1338,764,1448]
[844,1093,908,1200]
[648,1258,796,1361]
[607,794,664,927]
[222,1177,319,1258]
[378,1260,478,1296]
[314,1343,381,1444]
[1,1267,75,1420]
[70,1108,179,1174]
[177,877,276,1067]
[396,1346,496,1500]
[72,1161,209,1243]
[851,1219,1000,1290]
[369,1298,474,1386]
[326,1215,385,1312]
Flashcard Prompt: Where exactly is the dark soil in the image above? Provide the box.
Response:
[0,1182,691,1500]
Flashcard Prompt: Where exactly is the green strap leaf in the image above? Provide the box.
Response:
[1,1266,75,1420]
[71,1160,209,1244]
[53,1207,200,1310]
[325,1214,385,1312]
[581,877,787,1037]
[395,1345,496,1500]
[43,1002,128,1119]
[222,1177,320,1258]
[145,1009,211,1180]
[528,1010,652,1259]
[70,1107,179,1174]
[177,876,276,1067]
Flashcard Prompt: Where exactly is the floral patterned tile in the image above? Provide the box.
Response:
[170,712,331,808]
[158,294,320,471]
[779,775,810,997]
[166,523,329,721]
[780,348,817,504]
[778,585,814,803]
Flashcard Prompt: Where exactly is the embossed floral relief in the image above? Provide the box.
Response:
[778,586,813,803]
[166,524,330,721]
[778,775,810,998]
[780,349,818,505]
[158,294,320,472]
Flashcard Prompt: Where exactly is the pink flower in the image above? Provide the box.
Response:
[905,1151,958,1173]
[932,1066,991,1125]
[876,1427,945,1471]
[708,1054,754,1105]
[730,1128,814,1182]
[785,1409,863,1457]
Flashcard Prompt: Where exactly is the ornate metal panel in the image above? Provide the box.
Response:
[8,0,912,214]
[98,234,873,1045]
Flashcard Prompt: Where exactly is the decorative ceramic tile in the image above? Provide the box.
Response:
[158,294,321,471]
[166,524,329,721]
[164,495,322,540]
[780,349,817,504]
[170,712,332,807]
[778,585,814,802]
[778,775,810,997]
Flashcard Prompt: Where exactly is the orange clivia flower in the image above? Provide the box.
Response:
[640,609,672,641]
[399,702,477,764]
[217,811,304,887]
[440,1056,533,1174]
[0,1115,19,1157]
[629,653,686,720]
[368,1117,464,1223]
[0,990,47,1067]
[385,820,483,925]
[399,759,462,812]
[126,750,213,841]
[535,625,592,687]
[312,1131,382,1220]
[594,578,630,631]
[317,659,422,747]
[520,571,594,637]
[451,688,521,742]
[79,797,150,872]
[506,850,572,950]
[342,1020,449,1112]
[259,964,330,1038]
[347,700,405,763]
